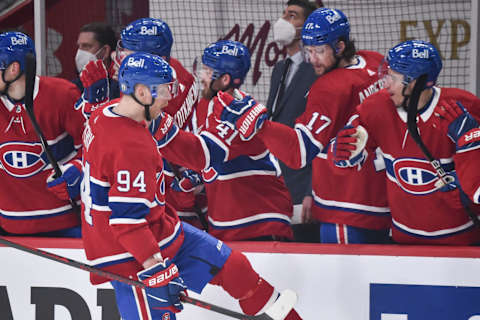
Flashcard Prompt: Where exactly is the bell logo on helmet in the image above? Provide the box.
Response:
[11,36,28,46]
[140,26,157,36]
[221,45,239,57]
[126,57,145,68]
[412,48,429,59]
[326,10,341,24]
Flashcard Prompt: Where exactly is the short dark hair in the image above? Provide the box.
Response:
[286,0,320,20]
[80,22,117,51]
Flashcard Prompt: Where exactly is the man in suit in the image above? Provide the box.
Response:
[267,0,319,241]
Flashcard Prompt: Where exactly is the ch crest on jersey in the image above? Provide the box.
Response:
[392,158,441,195]
[0,142,46,177]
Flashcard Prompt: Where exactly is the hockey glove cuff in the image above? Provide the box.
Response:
[154,112,179,148]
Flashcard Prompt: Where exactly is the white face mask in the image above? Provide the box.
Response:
[273,18,297,46]
[75,47,104,72]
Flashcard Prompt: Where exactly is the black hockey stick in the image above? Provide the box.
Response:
[406,74,480,227]
[24,52,81,216]
[0,236,283,320]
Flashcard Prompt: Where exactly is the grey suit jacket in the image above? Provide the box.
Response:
[266,59,318,204]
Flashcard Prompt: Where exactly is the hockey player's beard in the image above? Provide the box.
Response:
[202,80,228,100]
[202,85,216,100]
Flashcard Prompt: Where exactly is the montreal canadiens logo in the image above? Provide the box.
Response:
[392,158,441,195]
[0,142,46,177]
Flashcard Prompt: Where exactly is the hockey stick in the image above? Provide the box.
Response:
[406,74,480,227]
[23,52,81,216]
[0,236,289,320]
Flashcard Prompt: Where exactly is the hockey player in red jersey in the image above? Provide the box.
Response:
[81,51,301,320]
[116,17,206,228]
[158,39,294,241]
[330,40,480,245]
[220,8,390,243]
[0,32,84,237]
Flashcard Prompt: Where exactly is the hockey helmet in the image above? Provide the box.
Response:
[385,40,442,88]
[0,32,36,71]
[120,18,173,58]
[118,52,177,99]
[201,40,251,88]
[301,8,350,49]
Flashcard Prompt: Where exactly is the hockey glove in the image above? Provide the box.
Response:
[171,169,203,193]
[46,160,83,201]
[154,112,179,148]
[218,91,268,141]
[331,125,368,168]
[434,100,480,152]
[137,258,186,313]
[80,60,110,103]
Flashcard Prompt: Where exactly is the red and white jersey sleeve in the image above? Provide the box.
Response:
[0,76,84,234]
[356,87,480,245]
[163,58,201,130]
[82,104,182,284]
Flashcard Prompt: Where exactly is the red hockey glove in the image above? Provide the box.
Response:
[433,100,480,152]
[80,60,110,103]
[171,169,203,193]
[137,258,186,314]
[46,160,83,201]
[153,112,179,148]
[218,91,268,141]
[331,125,368,168]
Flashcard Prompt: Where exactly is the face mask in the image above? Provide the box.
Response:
[273,18,297,46]
[75,47,104,72]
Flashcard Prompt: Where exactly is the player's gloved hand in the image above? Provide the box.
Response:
[80,60,110,103]
[218,91,268,141]
[46,160,83,201]
[331,125,368,168]
[154,112,179,148]
[137,258,186,313]
[433,100,480,152]
[171,169,203,192]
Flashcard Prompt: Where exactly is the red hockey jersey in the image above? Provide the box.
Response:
[82,104,183,284]
[0,76,84,234]
[259,51,390,230]
[355,87,480,244]
[160,92,294,241]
